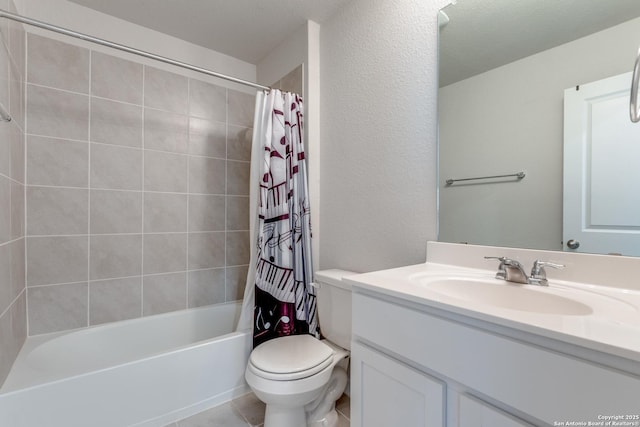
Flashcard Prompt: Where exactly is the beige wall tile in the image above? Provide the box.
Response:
[90,143,142,190]
[144,66,188,114]
[0,124,10,178]
[188,156,225,195]
[90,189,142,234]
[142,272,186,315]
[188,194,225,232]
[9,60,24,130]
[9,124,23,183]
[28,282,88,335]
[188,117,226,158]
[0,243,11,314]
[143,192,187,233]
[0,176,9,243]
[26,34,89,93]
[90,234,142,280]
[143,233,187,275]
[27,236,88,286]
[27,135,88,187]
[188,79,226,121]
[225,265,248,302]
[8,9,25,81]
[144,108,188,153]
[0,295,24,387]
[91,51,143,104]
[226,196,249,231]
[10,238,24,300]
[89,276,141,325]
[90,97,143,148]
[144,150,187,193]
[227,125,252,161]
[226,231,249,266]
[226,160,250,196]
[10,181,24,239]
[26,186,88,235]
[188,232,225,270]
[187,268,225,308]
[0,45,9,117]
[227,89,255,127]
[27,84,89,140]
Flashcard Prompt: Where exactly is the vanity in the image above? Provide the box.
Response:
[347,242,640,426]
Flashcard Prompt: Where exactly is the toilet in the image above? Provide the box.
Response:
[245,269,354,427]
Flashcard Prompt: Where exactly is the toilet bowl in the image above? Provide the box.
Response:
[245,269,355,427]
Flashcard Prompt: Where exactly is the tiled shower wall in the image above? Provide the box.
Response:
[0,0,26,386]
[25,33,254,335]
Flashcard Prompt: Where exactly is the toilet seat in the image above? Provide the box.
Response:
[248,335,335,381]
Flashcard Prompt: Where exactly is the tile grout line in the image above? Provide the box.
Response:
[185,76,190,310]
[87,48,92,327]
[140,64,146,318]
[23,28,29,337]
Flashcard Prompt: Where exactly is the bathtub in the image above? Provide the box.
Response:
[0,301,252,427]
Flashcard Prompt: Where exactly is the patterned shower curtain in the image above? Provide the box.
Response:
[249,89,317,348]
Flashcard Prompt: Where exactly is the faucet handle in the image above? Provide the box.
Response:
[484,256,523,280]
[531,260,564,275]
[529,260,565,286]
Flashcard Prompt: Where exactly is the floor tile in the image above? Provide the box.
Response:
[231,392,266,426]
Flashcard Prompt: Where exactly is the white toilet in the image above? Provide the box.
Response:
[245,269,354,427]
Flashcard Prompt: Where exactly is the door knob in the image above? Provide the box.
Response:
[566,239,580,250]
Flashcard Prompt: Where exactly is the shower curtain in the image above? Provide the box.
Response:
[237,89,317,348]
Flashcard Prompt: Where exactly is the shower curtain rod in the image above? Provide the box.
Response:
[0,9,271,91]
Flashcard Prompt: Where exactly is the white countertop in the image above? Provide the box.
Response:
[346,261,640,363]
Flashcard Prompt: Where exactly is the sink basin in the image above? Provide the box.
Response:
[417,277,593,315]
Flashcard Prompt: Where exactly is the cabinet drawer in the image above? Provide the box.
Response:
[353,292,640,424]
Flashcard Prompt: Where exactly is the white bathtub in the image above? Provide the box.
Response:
[0,301,252,427]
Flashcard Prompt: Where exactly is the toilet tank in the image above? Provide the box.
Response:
[314,269,356,351]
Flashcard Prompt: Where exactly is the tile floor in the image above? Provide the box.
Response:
[164,392,350,427]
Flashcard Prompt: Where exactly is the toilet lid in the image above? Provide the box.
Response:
[249,335,334,379]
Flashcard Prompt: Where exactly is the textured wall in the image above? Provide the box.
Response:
[0,0,26,387]
[319,0,445,272]
[24,34,254,335]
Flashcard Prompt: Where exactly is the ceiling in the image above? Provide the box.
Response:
[439,0,640,87]
[67,0,352,64]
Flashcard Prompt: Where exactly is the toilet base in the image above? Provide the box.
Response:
[308,408,339,427]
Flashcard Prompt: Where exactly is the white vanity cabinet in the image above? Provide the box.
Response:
[351,341,445,426]
[350,289,640,427]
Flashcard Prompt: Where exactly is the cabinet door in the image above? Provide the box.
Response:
[351,342,445,427]
[458,394,532,427]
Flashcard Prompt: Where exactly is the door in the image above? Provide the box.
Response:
[351,342,445,427]
[563,72,640,255]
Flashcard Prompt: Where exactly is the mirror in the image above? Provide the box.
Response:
[438,0,640,256]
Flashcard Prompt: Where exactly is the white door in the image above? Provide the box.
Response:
[351,342,445,427]
[563,72,640,256]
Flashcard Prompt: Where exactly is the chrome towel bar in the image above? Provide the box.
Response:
[445,171,525,186]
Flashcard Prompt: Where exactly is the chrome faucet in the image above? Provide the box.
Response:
[528,260,564,286]
[484,256,528,284]
[485,257,565,286]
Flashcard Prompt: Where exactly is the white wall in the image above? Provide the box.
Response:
[21,0,256,92]
[439,16,640,251]
[319,0,448,272]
